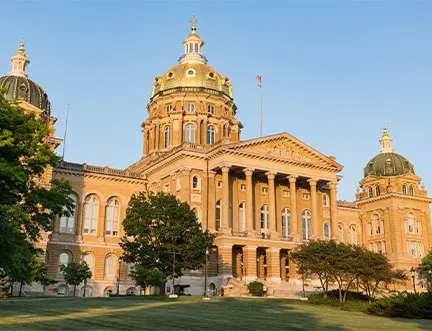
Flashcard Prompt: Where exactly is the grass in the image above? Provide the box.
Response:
[0,296,431,330]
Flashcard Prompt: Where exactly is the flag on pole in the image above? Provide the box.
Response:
[256,75,262,87]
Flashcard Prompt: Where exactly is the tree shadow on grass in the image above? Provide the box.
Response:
[0,297,431,330]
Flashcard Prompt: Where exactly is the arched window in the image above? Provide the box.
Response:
[323,223,330,240]
[82,254,94,277]
[301,210,312,240]
[208,105,215,115]
[337,225,343,242]
[192,175,200,190]
[83,195,99,234]
[166,104,173,112]
[192,208,201,223]
[194,43,198,52]
[322,194,329,207]
[377,242,383,254]
[59,252,71,268]
[104,255,116,279]
[368,187,373,198]
[372,214,382,234]
[189,43,193,53]
[215,200,222,230]
[281,208,291,238]
[207,126,215,144]
[60,194,77,233]
[187,103,195,113]
[185,124,195,143]
[409,185,414,196]
[164,126,170,148]
[348,225,357,245]
[260,205,269,230]
[375,186,380,196]
[238,202,246,232]
[402,184,407,195]
[407,213,414,233]
[105,198,120,236]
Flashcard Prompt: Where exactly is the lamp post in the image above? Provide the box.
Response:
[410,267,416,293]
[204,248,209,298]
[116,261,121,295]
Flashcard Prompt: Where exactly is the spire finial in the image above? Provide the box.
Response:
[190,15,197,33]
[379,124,393,153]
[9,39,30,77]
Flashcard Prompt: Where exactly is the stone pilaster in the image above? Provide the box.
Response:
[243,246,257,282]
[217,245,233,277]
[266,248,281,282]
[220,166,231,234]
[267,172,278,239]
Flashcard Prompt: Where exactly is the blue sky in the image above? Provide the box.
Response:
[1,1,431,200]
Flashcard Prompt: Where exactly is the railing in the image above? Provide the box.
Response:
[56,161,145,179]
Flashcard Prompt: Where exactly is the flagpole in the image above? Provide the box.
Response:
[260,77,262,137]
[62,104,70,161]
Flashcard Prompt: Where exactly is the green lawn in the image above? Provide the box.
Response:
[0,296,430,330]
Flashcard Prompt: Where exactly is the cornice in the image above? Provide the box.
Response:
[356,192,432,205]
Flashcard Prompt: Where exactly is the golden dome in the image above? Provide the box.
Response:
[150,16,233,100]
[152,62,232,99]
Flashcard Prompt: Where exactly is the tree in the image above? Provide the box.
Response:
[421,251,432,290]
[129,265,166,295]
[34,262,56,295]
[0,89,74,274]
[60,261,92,296]
[120,192,215,282]
[356,249,394,301]
[291,240,336,298]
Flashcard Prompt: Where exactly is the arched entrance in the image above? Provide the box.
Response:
[104,286,115,297]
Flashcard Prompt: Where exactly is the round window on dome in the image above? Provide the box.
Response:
[167,72,174,79]
[209,72,215,79]
[19,85,27,93]
[186,69,196,77]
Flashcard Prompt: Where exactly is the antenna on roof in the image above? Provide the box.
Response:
[62,104,70,161]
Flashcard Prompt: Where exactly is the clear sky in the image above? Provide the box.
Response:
[1,1,431,201]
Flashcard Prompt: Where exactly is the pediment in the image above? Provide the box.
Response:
[226,133,342,170]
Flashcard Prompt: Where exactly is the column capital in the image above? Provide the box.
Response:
[266,247,280,253]
[243,168,255,176]
[266,171,277,180]
[288,175,298,183]
[307,178,319,186]
[221,165,231,173]
[328,180,338,189]
[243,245,258,250]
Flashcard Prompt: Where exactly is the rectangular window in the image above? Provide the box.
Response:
[416,221,421,234]
[282,190,290,197]
[240,184,246,191]
[262,187,268,194]
[302,193,310,200]
[163,183,170,193]
[410,241,416,257]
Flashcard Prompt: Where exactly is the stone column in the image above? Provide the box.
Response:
[308,178,319,238]
[207,171,216,232]
[329,181,338,239]
[218,245,233,277]
[243,246,257,282]
[288,175,299,238]
[180,168,191,204]
[266,248,281,282]
[267,172,279,239]
[97,203,106,244]
[244,168,255,236]
[76,201,84,241]
[220,165,231,234]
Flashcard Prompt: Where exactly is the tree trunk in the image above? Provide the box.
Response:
[19,281,23,297]
[10,283,14,297]
[73,285,76,296]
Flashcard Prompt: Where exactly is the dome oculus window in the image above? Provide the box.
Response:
[19,85,27,92]
[167,72,174,79]
[186,69,196,77]
[208,72,215,79]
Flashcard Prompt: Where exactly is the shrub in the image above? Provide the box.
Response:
[247,281,264,296]
[368,291,432,319]
[326,289,369,302]
[307,293,370,312]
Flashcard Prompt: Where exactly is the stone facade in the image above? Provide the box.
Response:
[2,20,431,297]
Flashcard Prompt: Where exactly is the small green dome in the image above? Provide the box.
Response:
[364,152,415,177]
[0,75,51,114]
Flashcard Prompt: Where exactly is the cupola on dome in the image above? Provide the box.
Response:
[363,126,415,177]
[0,41,51,114]
[151,16,233,100]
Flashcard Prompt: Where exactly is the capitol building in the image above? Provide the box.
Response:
[1,19,431,297]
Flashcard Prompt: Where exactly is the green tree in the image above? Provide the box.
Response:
[421,251,432,290]
[129,265,166,295]
[0,89,74,273]
[120,192,215,281]
[60,261,92,296]
[34,262,56,295]
[356,249,394,301]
